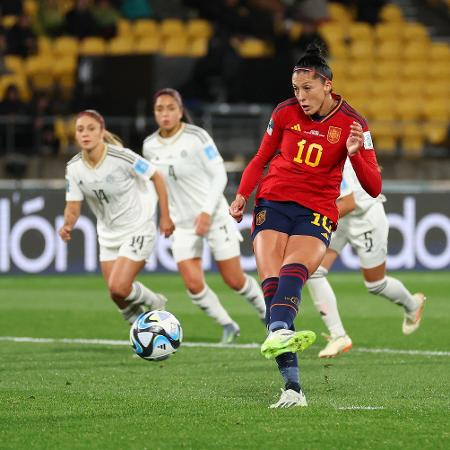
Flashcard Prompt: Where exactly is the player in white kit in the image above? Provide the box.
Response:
[59,110,175,325]
[143,89,266,344]
[307,159,426,357]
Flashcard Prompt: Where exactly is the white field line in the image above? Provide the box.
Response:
[337,406,385,411]
[0,336,449,357]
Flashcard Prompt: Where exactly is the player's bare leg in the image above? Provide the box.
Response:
[101,258,166,324]
[178,258,239,343]
[217,256,266,321]
[363,263,425,334]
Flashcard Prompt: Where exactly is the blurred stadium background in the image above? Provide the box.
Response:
[0,0,449,274]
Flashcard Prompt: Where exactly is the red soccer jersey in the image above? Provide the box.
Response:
[237,94,382,225]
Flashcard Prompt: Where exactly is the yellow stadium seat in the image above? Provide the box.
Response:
[424,121,448,145]
[319,23,346,47]
[2,15,17,28]
[370,121,398,154]
[79,37,107,56]
[53,37,79,57]
[430,42,450,60]
[400,61,426,81]
[161,36,188,57]
[54,116,77,154]
[159,19,185,40]
[188,37,209,57]
[345,82,371,101]
[329,60,349,79]
[347,22,374,42]
[37,36,53,56]
[379,3,404,23]
[117,19,132,37]
[133,19,158,38]
[402,22,429,42]
[289,22,303,41]
[135,36,161,54]
[52,57,77,94]
[234,38,273,58]
[424,80,449,97]
[395,99,423,121]
[375,23,402,41]
[369,98,397,121]
[375,41,402,61]
[25,55,54,90]
[24,0,38,19]
[186,19,213,40]
[370,79,397,98]
[328,2,353,23]
[400,122,425,158]
[328,43,349,60]
[347,61,374,80]
[429,61,450,80]
[4,56,25,75]
[397,81,422,99]
[349,41,374,60]
[373,61,401,80]
[423,101,449,121]
[0,74,30,101]
[108,37,134,55]
[403,41,430,61]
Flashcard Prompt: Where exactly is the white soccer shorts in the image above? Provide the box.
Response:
[99,222,156,262]
[171,217,243,263]
[330,202,388,269]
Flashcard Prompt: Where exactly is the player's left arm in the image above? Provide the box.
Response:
[195,138,227,236]
[151,170,175,237]
[346,121,382,198]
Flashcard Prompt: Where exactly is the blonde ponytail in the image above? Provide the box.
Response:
[103,130,123,147]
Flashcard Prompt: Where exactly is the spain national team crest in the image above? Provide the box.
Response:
[255,210,266,226]
[327,126,342,144]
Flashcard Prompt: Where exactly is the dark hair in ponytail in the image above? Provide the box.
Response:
[293,42,333,82]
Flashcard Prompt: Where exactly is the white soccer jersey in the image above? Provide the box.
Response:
[142,123,230,228]
[339,159,384,215]
[65,144,157,247]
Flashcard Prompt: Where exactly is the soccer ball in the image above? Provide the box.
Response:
[130,310,182,361]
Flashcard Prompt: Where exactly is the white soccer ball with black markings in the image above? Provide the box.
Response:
[130,310,182,361]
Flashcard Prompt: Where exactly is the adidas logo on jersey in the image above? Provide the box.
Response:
[291,124,301,131]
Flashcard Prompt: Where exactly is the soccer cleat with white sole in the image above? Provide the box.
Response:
[269,389,308,408]
[221,321,240,344]
[402,293,426,335]
[261,328,316,359]
[318,334,352,358]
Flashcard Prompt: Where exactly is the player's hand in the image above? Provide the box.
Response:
[160,215,175,238]
[229,194,246,223]
[347,121,364,156]
[195,212,211,236]
[59,225,72,242]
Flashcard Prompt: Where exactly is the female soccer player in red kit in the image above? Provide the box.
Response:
[230,44,382,408]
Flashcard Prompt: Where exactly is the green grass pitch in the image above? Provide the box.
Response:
[0,272,449,450]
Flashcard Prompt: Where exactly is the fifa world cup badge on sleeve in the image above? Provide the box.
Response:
[266,118,274,136]
[134,158,150,175]
[327,126,342,144]
[363,131,374,150]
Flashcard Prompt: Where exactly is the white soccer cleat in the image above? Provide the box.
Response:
[151,293,168,311]
[221,321,240,344]
[402,292,426,335]
[269,389,308,409]
[318,334,353,358]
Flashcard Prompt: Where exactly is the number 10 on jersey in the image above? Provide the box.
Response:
[293,140,323,167]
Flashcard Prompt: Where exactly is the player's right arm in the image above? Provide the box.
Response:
[230,110,283,222]
[59,201,81,241]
